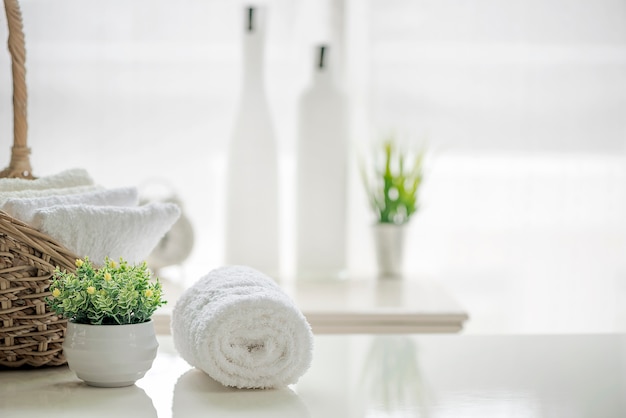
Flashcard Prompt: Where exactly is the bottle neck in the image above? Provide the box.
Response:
[241,7,266,92]
[312,65,334,87]
[242,30,265,87]
[310,45,335,89]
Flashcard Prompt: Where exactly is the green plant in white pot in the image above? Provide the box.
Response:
[47,257,166,387]
[360,137,424,277]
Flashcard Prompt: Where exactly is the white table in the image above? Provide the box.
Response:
[1,333,624,417]
[154,278,469,334]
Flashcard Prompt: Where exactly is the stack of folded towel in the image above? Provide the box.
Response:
[0,169,180,264]
[0,168,101,207]
[2,187,138,224]
[172,265,314,389]
[0,168,94,192]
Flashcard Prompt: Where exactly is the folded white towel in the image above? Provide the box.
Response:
[2,187,139,225]
[0,168,93,192]
[0,185,102,207]
[31,202,180,264]
[171,265,314,389]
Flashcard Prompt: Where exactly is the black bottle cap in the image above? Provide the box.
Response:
[318,45,328,69]
[247,7,255,32]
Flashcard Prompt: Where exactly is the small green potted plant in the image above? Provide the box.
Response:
[360,137,424,277]
[47,257,166,387]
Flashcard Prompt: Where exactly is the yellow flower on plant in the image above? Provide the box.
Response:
[75,259,84,268]
[52,288,61,298]
[144,289,154,298]
[86,286,96,295]
[108,259,117,269]
[104,272,112,282]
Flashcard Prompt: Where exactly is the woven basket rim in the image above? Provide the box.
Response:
[0,210,79,368]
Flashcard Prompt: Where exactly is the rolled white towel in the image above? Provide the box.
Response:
[31,202,180,264]
[0,185,101,207]
[0,168,93,192]
[172,265,314,389]
[2,187,139,225]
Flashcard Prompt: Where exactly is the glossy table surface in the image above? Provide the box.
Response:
[1,333,625,417]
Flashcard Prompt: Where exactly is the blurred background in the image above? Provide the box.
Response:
[1,0,625,333]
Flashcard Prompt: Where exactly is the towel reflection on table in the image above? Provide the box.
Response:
[173,369,310,418]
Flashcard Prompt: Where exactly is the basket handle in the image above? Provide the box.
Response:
[0,0,32,179]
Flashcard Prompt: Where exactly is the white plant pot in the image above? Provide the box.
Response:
[63,320,158,388]
[373,223,407,278]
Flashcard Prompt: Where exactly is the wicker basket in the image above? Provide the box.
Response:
[0,0,79,368]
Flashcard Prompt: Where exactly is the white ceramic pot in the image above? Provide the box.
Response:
[373,223,406,278]
[63,320,159,388]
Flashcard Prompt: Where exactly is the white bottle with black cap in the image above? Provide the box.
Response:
[225,6,279,276]
[296,44,348,279]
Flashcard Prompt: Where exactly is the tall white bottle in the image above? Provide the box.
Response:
[296,45,348,279]
[225,6,279,276]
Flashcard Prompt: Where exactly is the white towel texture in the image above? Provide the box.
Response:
[1,187,139,224]
[31,202,181,264]
[172,265,314,389]
[0,168,93,192]
[0,185,102,207]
